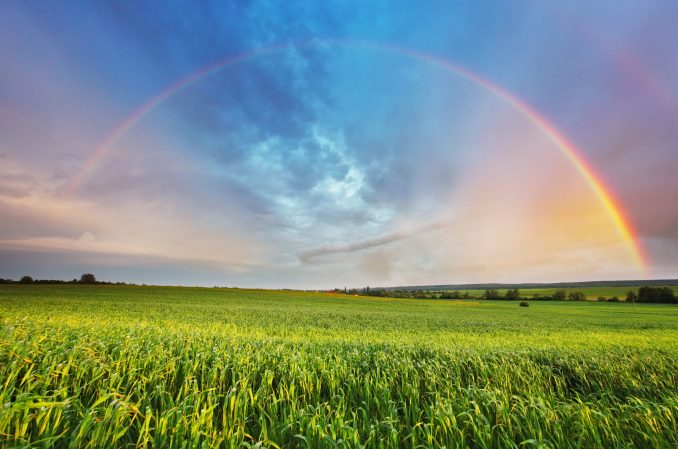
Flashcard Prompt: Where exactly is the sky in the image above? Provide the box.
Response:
[1,1,677,288]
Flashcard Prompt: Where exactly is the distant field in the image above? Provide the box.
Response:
[451,285,678,299]
[1,285,677,448]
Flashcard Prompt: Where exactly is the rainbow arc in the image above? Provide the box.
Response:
[61,39,649,273]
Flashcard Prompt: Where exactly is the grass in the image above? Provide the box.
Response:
[1,284,677,448]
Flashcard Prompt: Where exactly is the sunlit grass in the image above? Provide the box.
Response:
[1,285,677,448]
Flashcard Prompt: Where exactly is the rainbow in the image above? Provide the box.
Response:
[61,39,649,273]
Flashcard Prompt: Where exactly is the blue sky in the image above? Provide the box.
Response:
[1,1,677,287]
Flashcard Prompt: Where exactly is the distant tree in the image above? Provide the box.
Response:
[637,286,676,304]
[607,296,620,302]
[20,275,33,284]
[440,291,462,300]
[79,273,96,284]
[626,290,638,303]
[505,289,521,300]
[483,289,500,300]
[553,290,567,301]
[568,291,586,301]
[364,288,386,297]
[597,296,607,302]
[658,287,675,303]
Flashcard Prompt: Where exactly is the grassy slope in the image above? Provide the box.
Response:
[1,285,677,448]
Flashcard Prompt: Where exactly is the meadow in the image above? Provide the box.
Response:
[1,285,677,448]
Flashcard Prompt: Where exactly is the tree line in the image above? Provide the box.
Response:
[0,273,123,285]
[336,286,676,304]
[627,287,676,304]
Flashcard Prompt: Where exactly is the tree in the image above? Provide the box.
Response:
[440,291,461,300]
[553,290,566,301]
[637,286,676,304]
[625,291,638,303]
[483,289,500,300]
[79,273,96,284]
[20,275,33,284]
[568,291,586,301]
[658,287,674,303]
[505,289,521,300]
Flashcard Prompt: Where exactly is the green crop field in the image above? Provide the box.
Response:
[1,285,677,448]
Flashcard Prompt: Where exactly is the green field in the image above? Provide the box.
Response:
[1,285,677,448]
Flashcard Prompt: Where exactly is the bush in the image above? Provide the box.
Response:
[519,301,529,307]
[20,275,33,284]
[607,296,620,303]
[597,296,607,302]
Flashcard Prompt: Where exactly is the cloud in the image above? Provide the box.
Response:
[0,232,144,256]
[297,221,450,262]
[1,1,677,287]
[360,249,395,281]
[0,232,258,271]
[0,177,264,271]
